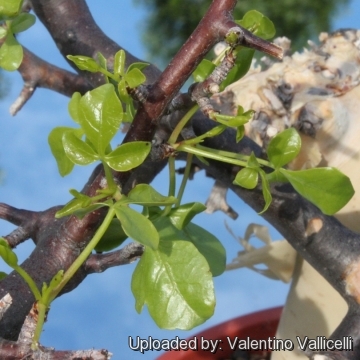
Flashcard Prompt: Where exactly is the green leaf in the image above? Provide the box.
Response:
[48,127,83,176]
[94,218,128,252]
[0,238,18,267]
[0,271,7,280]
[115,206,159,249]
[236,125,245,142]
[68,92,81,124]
[184,222,226,277]
[266,169,288,183]
[96,52,107,70]
[192,59,216,82]
[169,202,207,229]
[236,10,276,40]
[214,110,254,127]
[55,197,83,218]
[0,32,23,71]
[78,84,123,155]
[114,49,125,76]
[220,48,255,90]
[10,13,36,33]
[124,101,136,122]
[234,167,258,189]
[117,79,130,104]
[259,169,272,214]
[73,203,106,219]
[125,68,146,88]
[0,28,7,39]
[131,217,215,329]
[127,62,149,73]
[104,141,151,171]
[62,131,98,166]
[280,167,355,215]
[128,184,177,206]
[183,125,226,145]
[67,55,101,73]
[267,128,301,168]
[247,151,260,169]
[0,0,22,17]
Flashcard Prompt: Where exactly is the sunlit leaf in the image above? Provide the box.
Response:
[10,13,35,33]
[128,184,177,206]
[96,52,107,70]
[118,79,130,104]
[68,92,82,124]
[125,68,146,88]
[169,202,207,229]
[114,49,125,76]
[0,32,23,71]
[192,59,216,82]
[127,62,149,73]
[55,197,83,218]
[115,206,159,249]
[132,217,215,330]
[236,10,276,40]
[67,55,101,73]
[0,0,22,17]
[259,169,272,214]
[0,238,18,267]
[78,84,123,155]
[104,141,151,171]
[220,48,255,90]
[0,28,7,39]
[267,128,301,168]
[48,127,84,176]
[62,131,98,166]
[184,222,226,277]
[280,167,354,215]
[234,167,258,189]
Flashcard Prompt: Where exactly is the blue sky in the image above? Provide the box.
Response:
[0,1,359,359]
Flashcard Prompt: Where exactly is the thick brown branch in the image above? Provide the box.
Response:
[29,0,161,86]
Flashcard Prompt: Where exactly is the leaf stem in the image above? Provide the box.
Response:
[168,105,199,144]
[14,265,41,301]
[176,153,193,206]
[49,206,116,302]
[31,302,47,350]
[176,144,248,168]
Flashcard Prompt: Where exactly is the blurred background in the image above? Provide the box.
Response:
[0,1,359,359]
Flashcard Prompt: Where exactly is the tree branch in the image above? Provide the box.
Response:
[10,47,92,115]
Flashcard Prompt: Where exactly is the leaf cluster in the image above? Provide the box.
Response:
[0,0,35,71]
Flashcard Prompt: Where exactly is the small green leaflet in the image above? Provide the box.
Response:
[0,31,23,71]
[267,128,301,168]
[169,202,207,229]
[0,238,18,267]
[104,142,151,171]
[48,127,83,176]
[115,205,159,249]
[10,13,36,33]
[234,167,258,189]
[62,131,99,166]
[127,184,177,206]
